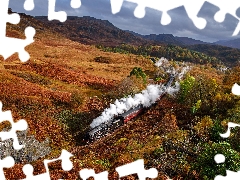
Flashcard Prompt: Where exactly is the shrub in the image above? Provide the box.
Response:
[130,67,147,84]
[178,74,195,103]
[193,116,213,142]
[209,119,226,143]
[55,110,92,144]
[191,99,202,114]
[94,159,111,169]
[193,142,240,179]
[10,71,52,86]
[94,56,111,64]
[114,76,146,98]
[178,74,221,115]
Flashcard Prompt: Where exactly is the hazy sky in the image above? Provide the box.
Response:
[9,0,240,42]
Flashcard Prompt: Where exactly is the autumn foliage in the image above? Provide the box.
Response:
[2,11,240,180]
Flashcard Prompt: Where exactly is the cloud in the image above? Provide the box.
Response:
[9,0,240,42]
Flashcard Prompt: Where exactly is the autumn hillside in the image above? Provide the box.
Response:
[35,16,151,47]
[2,10,240,180]
[35,14,240,67]
[2,10,157,178]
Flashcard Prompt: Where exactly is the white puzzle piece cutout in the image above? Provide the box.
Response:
[0,0,35,62]
[0,156,15,180]
[110,0,240,35]
[116,159,158,180]
[22,149,73,180]
[24,0,81,22]
[0,102,28,150]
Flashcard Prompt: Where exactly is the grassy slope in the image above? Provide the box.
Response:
[3,12,239,180]
[69,66,227,180]
[2,14,158,179]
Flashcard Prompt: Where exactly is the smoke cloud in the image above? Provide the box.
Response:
[90,57,189,128]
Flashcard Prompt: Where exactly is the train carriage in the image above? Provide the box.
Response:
[84,75,175,142]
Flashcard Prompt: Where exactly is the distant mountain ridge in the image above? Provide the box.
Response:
[126,30,240,49]
[33,15,240,67]
[143,34,184,46]
[35,15,240,49]
[175,36,208,45]
[35,16,211,47]
[214,38,240,49]
[35,16,151,47]
[126,31,208,46]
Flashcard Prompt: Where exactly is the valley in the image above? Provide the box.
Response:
[2,10,240,179]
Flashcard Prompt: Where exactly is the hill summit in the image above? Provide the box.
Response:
[35,16,150,46]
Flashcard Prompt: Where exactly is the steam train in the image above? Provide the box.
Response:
[84,75,175,142]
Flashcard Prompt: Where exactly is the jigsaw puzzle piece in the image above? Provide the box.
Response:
[48,0,81,22]
[233,7,240,36]
[48,0,67,22]
[206,0,240,22]
[133,0,185,25]
[110,0,207,27]
[6,11,20,25]
[22,164,50,180]
[0,26,35,62]
[24,0,81,22]
[116,159,158,180]
[214,154,226,164]
[232,83,240,95]
[111,0,186,25]
[0,102,28,150]
[47,149,73,171]
[79,169,109,180]
[220,122,240,138]
[110,0,240,34]
[233,22,240,36]
[181,0,207,29]
[206,0,240,36]
[24,0,35,11]
[110,0,124,14]
[215,170,240,180]
[0,156,15,180]
[0,0,20,38]
[70,0,81,9]
[22,149,73,180]
[0,0,35,62]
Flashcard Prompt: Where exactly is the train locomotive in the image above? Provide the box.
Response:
[84,75,175,142]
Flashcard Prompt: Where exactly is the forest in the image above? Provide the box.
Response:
[96,43,240,68]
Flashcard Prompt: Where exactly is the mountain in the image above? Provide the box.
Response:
[124,30,144,37]
[175,36,207,45]
[143,34,184,46]
[34,16,151,46]
[126,30,208,46]
[6,9,57,39]
[35,16,209,47]
[214,38,240,49]
[141,34,208,46]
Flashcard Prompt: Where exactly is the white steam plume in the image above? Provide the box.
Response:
[90,84,166,128]
[90,57,189,128]
[155,57,191,80]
